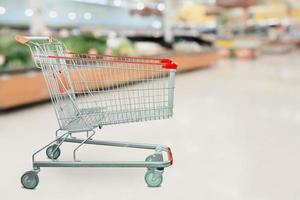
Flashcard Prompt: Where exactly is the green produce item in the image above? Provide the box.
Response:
[61,33,106,54]
[0,35,33,71]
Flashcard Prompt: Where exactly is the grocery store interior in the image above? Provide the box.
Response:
[1,0,300,199]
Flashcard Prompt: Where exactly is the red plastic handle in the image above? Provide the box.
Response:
[160,58,172,64]
[48,55,177,70]
[167,147,173,166]
[163,63,177,70]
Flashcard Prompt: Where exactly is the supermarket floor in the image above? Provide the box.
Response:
[1,51,300,200]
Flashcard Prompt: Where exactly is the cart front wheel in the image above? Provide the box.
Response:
[46,144,61,160]
[21,171,39,189]
[145,170,163,187]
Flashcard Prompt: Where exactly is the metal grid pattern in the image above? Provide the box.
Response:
[65,52,168,63]
[27,40,176,132]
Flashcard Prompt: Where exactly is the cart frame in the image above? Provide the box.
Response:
[32,129,173,169]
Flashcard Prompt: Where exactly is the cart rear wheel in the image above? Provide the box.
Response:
[46,144,61,160]
[145,170,163,187]
[21,171,39,189]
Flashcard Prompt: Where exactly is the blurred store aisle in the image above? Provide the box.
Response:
[1,51,300,200]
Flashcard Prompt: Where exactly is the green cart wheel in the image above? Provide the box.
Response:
[46,144,61,160]
[144,170,163,187]
[21,171,39,189]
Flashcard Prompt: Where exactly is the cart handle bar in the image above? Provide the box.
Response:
[15,35,57,44]
[15,35,172,63]
[67,51,172,63]
[48,55,178,70]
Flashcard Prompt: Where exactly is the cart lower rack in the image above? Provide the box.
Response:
[16,35,177,189]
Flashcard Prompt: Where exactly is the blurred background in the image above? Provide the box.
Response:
[1,0,300,199]
[1,0,300,108]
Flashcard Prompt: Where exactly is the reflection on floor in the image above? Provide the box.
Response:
[1,50,300,200]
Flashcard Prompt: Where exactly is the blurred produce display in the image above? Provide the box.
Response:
[261,42,293,54]
[291,7,300,21]
[0,33,107,73]
[217,37,261,59]
[174,41,206,53]
[177,4,216,25]
[0,32,218,74]
[0,35,33,72]
[61,33,106,54]
[250,4,288,22]
[216,0,255,8]
[110,38,136,56]
[134,42,166,56]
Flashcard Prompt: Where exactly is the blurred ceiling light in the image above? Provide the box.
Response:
[73,0,107,5]
[25,9,34,17]
[0,6,6,15]
[83,12,92,20]
[152,20,162,29]
[114,0,122,7]
[157,3,165,11]
[49,10,58,18]
[136,2,145,10]
[95,0,107,5]
[68,12,76,20]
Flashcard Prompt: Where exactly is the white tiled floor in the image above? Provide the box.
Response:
[1,51,300,200]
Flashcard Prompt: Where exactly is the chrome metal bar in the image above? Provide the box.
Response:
[168,70,176,116]
[25,36,50,40]
[73,130,96,161]
[33,161,170,168]
[64,137,165,150]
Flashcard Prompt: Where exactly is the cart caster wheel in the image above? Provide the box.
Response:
[145,153,163,170]
[145,170,163,187]
[21,171,39,189]
[145,154,163,162]
[46,144,61,160]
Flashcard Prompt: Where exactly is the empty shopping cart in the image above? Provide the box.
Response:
[16,35,176,189]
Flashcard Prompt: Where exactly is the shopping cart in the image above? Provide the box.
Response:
[16,35,177,189]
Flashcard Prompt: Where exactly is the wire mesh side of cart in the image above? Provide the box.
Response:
[65,52,173,64]
[28,41,176,132]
